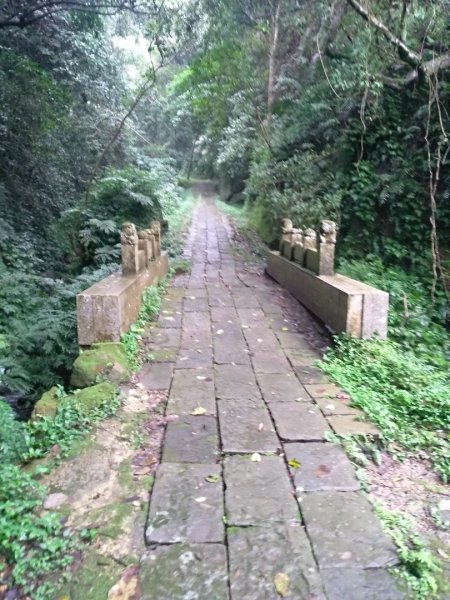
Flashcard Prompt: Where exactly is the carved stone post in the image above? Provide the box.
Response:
[121,223,139,275]
[280,218,294,254]
[284,228,302,260]
[318,220,336,276]
[150,220,161,257]
[304,228,319,273]
[137,230,154,264]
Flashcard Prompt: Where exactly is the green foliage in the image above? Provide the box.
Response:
[0,463,79,599]
[320,259,450,482]
[0,399,27,463]
[375,503,442,599]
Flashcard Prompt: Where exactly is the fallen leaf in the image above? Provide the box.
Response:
[194,497,207,503]
[288,458,301,469]
[281,327,289,332]
[325,403,336,411]
[107,566,141,600]
[196,375,206,380]
[251,453,262,462]
[205,474,221,483]
[191,406,207,416]
[274,572,290,597]
[340,551,352,560]
[257,338,263,343]
[337,392,351,400]
[315,465,331,478]
[258,422,264,431]
[216,329,224,335]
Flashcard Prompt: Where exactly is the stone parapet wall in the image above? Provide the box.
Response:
[77,252,169,346]
[266,251,388,339]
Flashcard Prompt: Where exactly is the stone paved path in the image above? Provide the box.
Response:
[139,192,404,599]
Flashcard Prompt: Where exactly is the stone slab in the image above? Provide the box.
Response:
[185,287,208,298]
[321,568,405,600]
[141,544,229,600]
[176,346,213,369]
[257,373,310,403]
[146,348,178,363]
[146,463,224,544]
[285,442,360,492]
[305,383,344,398]
[224,455,300,525]
[237,308,266,323]
[157,309,183,328]
[243,326,281,351]
[228,525,324,600]
[275,331,315,351]
[315,397,363,417]
[270,402,331,441]
[294,365,329,384]
[251,350,292,374]
[266,252,388,338]
[208,289,234,307]
[145,327,181,348]
[213,325,250,365]
[231,291,261,308]
[162,415,219,463]
[211,306,238,323]
[300,491,399,569]
[77,252,169,345]
[214,364,261,401]
[328,415,380,436]
[284,348,322,367]
[166,368,216,415]
[139,362,174,390]
[183,296,209,312]
[218,398,279,453]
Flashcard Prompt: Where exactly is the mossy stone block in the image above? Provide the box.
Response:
[31,386,60,421]
[71,342,131,388]
[73,382,117,415]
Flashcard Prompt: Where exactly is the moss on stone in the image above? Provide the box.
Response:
[55,551,121,600]
[31,386,60,421]
[70,342,131,389]
[72,382,118,416]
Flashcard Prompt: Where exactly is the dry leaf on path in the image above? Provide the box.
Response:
[191,406,207,416]
[274,572,290,597]
[315,464,331,478]
[288,458,301,469]
[194,497,207,503]
[251,453,262,462]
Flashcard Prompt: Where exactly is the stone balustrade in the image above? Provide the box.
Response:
[266,217,389,339]
[77,220,168,346]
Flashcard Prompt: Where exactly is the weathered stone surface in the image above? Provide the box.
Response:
[77,252,169,345]
[294,365,329,385]
[31,386,60,420]
[305,383,344,398]
[275,331,315,351]
[162,415,219,463]
[157,309,182,328]
[237,308,266,324]
[300,492,399,569]
[208,289,234,307]
[257,373,310,403]
[141,544,229,600]
[166,368,216,415]
[285,442,359,492]
[214,364,261,400]
[266,252,389,339]
[231,291,261,308]
[176,347,213,369]
[146,463,224,544]
[243,326,281,351]
[315,397,362,417]
[251,350,292,374]
[328,415,380,436]
[284,348,322,367]
[218,398,278,453]
[185,287,208,298]
[211,306,238,322]
[224,455,300,525]
[213,326,250,365]
[321,568,405,600]
[70,342,131,388]
[270,402,331,441]
[146,348,178,363]
[228,525,324,600]
[184,296,209,312]
[145,327,181,348]
[139,363,173,390]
